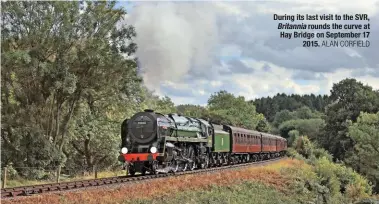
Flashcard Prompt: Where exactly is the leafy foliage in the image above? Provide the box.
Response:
[207,91,265,130]
[279,118,325,139]
[1,1,143,174]
[252,93,331,122]
[346,112,379,192]
[320,79,379,162]
[287,136,373,203]
[176,104,207,118]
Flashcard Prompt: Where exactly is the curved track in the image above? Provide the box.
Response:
[1,156,284,199]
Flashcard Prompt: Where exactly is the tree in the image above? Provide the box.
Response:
[252,93,330,122]
[176,104,206,118]
[1,1,142,174]
[295,106,314,119]
[287,130,300,147]
[273,110,295,127]
[256,119,270,133]
[346,112,379,192]
[320,79,379,161]
[279,118,325,139]
[155,96,176,114]
[208,91,265,129]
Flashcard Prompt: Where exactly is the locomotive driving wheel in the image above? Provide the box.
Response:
[179,161,188,172]
[141,167,146,175]
[199,155,209,169]
[187,146,196,171]
[129,165,136,176]
[170,160,179,173]
[150,160,159,175]
[211,154,217,166]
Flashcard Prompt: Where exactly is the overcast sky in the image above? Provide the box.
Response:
[117,0,378,105]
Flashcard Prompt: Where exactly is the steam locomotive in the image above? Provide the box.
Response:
[118,109,287,175]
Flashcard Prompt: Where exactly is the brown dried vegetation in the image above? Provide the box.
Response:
[2,159,301,204]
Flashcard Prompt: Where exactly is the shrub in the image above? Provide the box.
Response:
[290,136,374,202]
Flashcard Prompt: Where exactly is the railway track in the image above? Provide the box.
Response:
[1,156,284,199]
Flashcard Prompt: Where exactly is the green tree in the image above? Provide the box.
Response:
[295,106,314,119]
[256,119,270,133]
[252,93,330,122]
[208,91,265,129]
[155,96,176,114]
[346,112,379,192]
[273,109,295,127]
[1,1,142,174]
[176,104,207,118]
[288,129,300,147]
[320,78,379,161]
[279,118,325,140]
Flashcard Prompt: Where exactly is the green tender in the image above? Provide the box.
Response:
[213,131,230,152]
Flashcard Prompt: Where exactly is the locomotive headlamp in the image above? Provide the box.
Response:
[121,147,128,154]
[150,146,157,153]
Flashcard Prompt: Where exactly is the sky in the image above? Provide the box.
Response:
[116,0,379,106]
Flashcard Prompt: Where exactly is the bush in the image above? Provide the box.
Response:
[290,136,374,202]
[288,130,300,147]
[313,148,333,162]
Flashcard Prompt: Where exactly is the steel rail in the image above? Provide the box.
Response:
[1,156,284,199]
